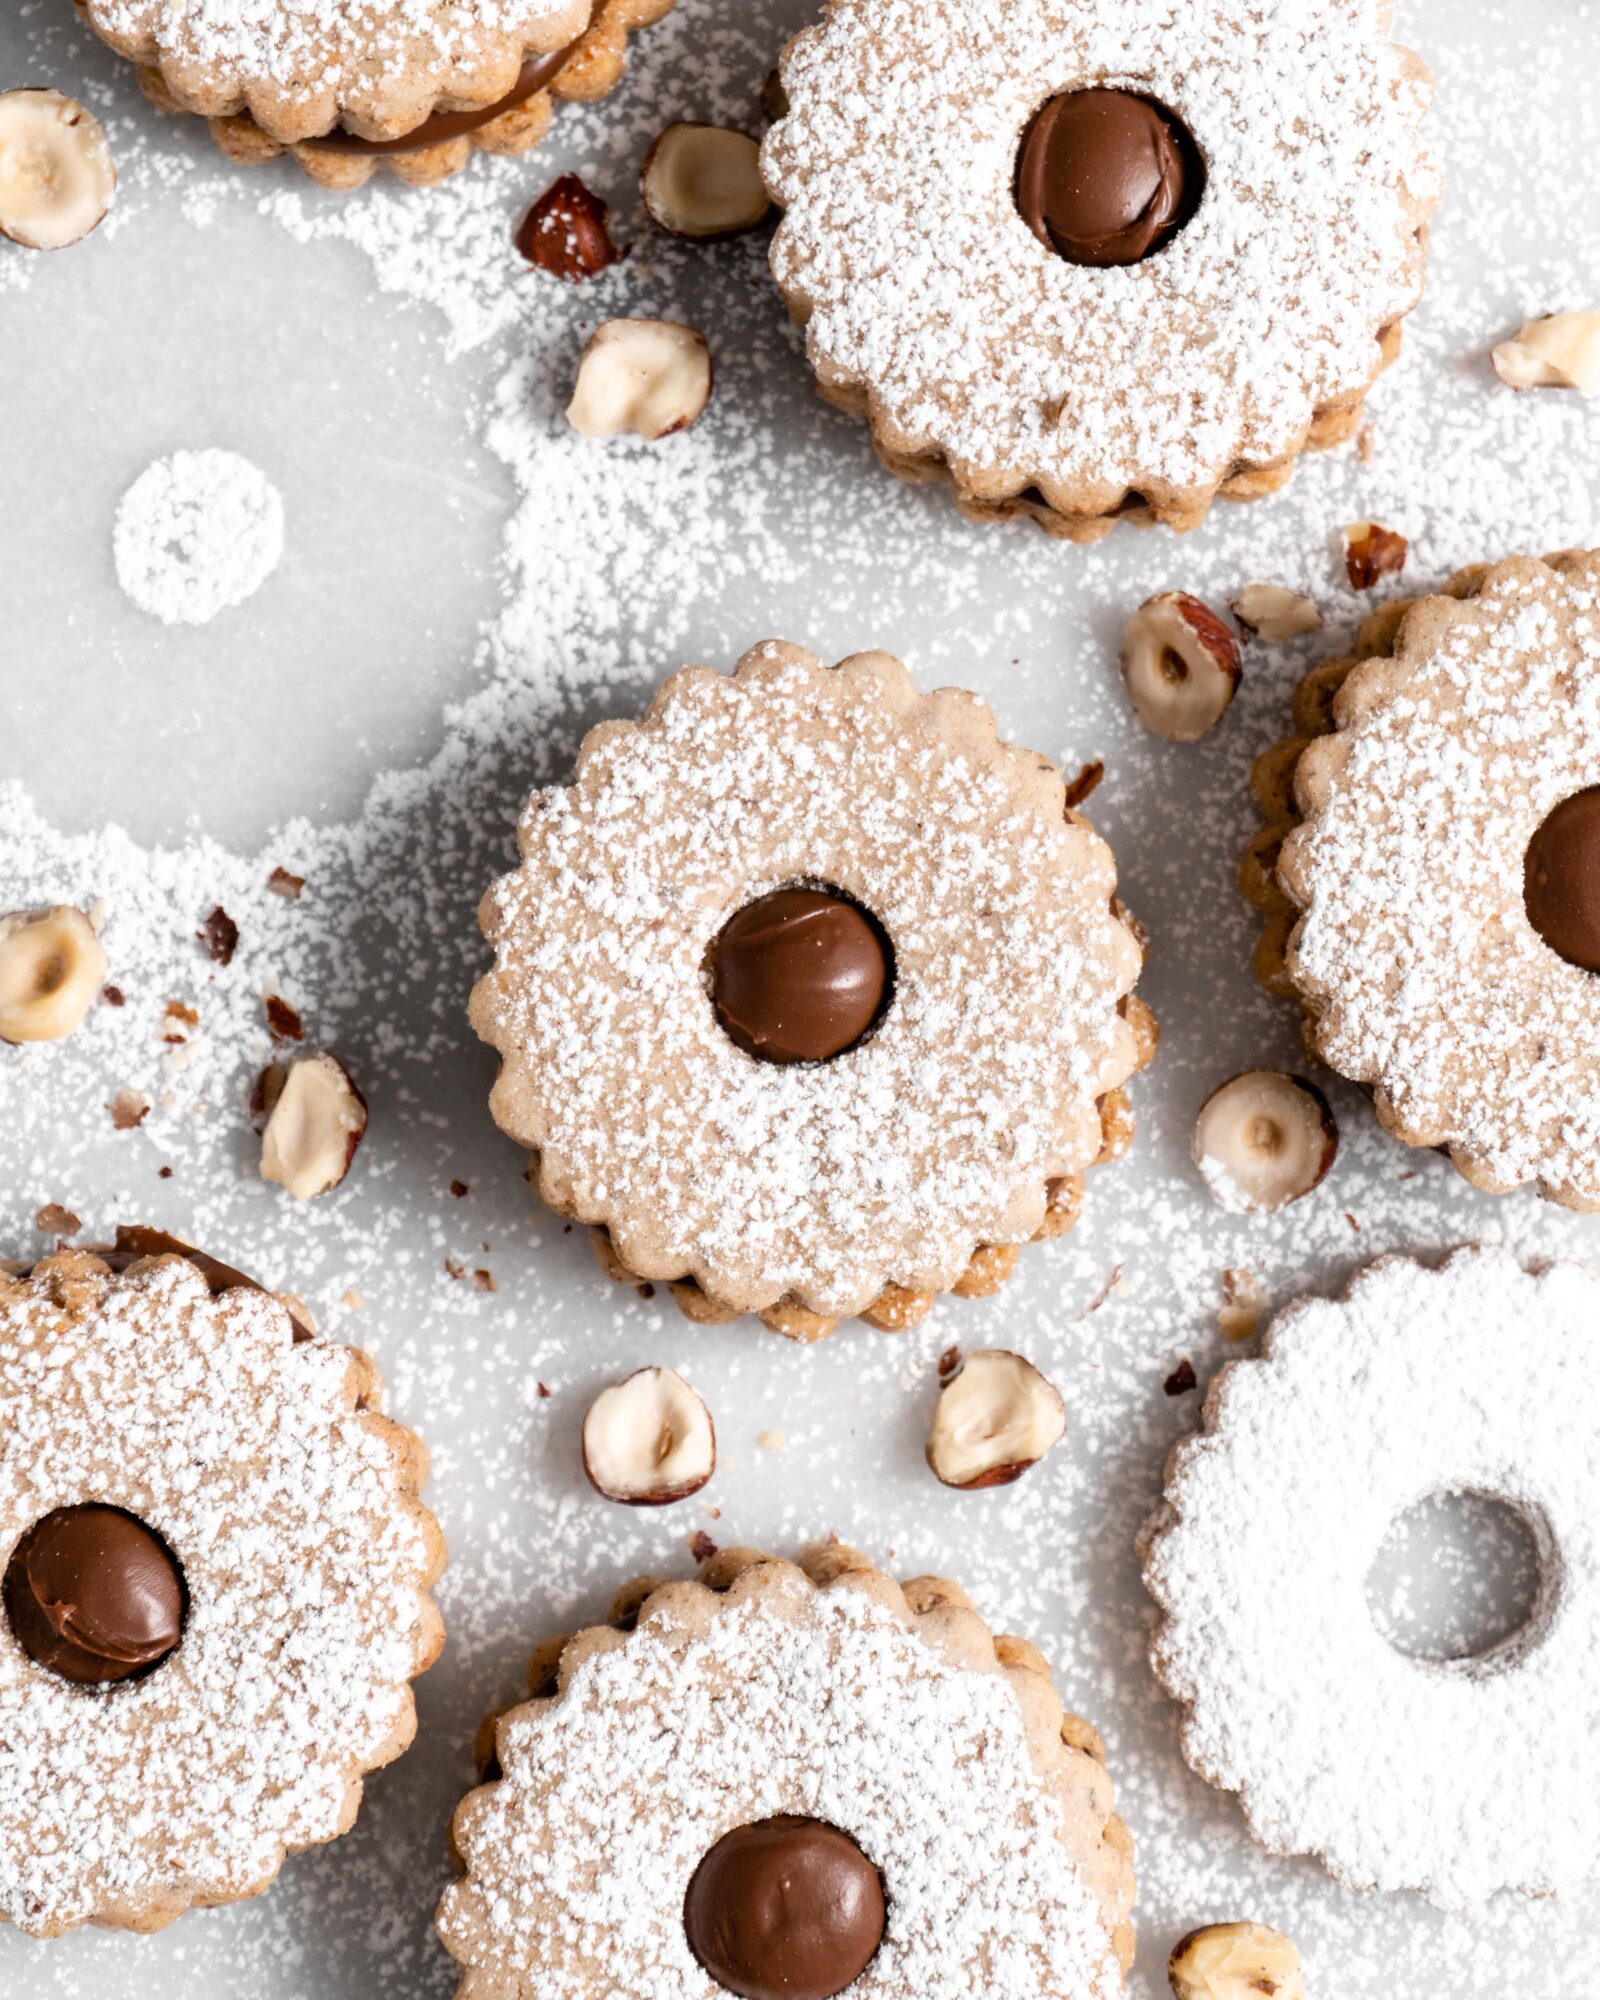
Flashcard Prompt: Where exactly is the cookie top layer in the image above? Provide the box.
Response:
[470,642,1143,1318]
[1144,1249,1600,1907]
[0,1251,442,1935]
[1279,549,1600,1207]
[440,1551,1131,1997]
[80,0,589,140]
[763,0,1438,507]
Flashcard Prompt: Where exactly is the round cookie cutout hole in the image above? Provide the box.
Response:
[683,1815,887,2000]
[3,1503,188,1686]
[1524,786,1600,973]
[709,886,895,1066]
[1015,87,1205,268]
[1365,1490,1550,1672]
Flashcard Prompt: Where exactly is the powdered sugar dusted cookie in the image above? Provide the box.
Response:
[438,1543,1135,1996]
[762,0,1438,543]
[1143,1249,1600,1907]
[1243,548,1600,1209]
[82,0,677,190]
[470,641,1155,1340]
[0,1243,445,1935]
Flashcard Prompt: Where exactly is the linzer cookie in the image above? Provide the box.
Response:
[438,1543,1136,1995]
[1143,1249,1600,1906]
[761,0,1439,543]
[469,641,1155,1340]
[0,1241,445,1934]
[1242,548,1600,1208]
[78,0,677,190]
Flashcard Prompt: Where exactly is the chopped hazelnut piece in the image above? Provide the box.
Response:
[1342,521,1408,590]
[1194,1072,1338,1214]
[0,89,116,251]
[582,1366,716,1505]
[259,1051,367,1202]
[1230,584,1324,645]
[641,124,771,239]
[0,906,108,1044]
[567,320,713,441]
[1491,311,1600,394]
[926,1349,1065,1489]
[1120,593,1242,741]
[1169,1922,1306,2000]
[516,172,622,282]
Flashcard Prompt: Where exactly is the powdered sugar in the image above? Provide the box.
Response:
[0,1254,438,1935]
[113,448,284,627]
[442,1579,1124,1997]
[1144,1248,1600,1907]
[764,0,1438,504]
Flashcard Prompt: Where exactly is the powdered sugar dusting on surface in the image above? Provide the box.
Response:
[1285,555,1600,1204]
[764,0,1437,495]
[444,1587,1122,1996]
[113,448,285,626]
[476,647,1137,1315]
[1,0,1600,1993]
[1145,1248,1600,1908]
[0,1257,435,1935]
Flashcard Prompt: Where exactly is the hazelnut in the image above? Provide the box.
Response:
[1120,593,1242,741]
[641,123,771,239]
[1194,1072,1338,1214]
[1491,311,1600,394]
[259,1051,367,1201]
[1169,1922,1306,2000]
[0,906,108,1044]
[515,173,621,282]
[566,319,713,442]
[926,1349,1065,1490]
[1229,584,1324,645]
[0,89,116,251]
[1342,522,1408,591]
[581,1366,716,1505]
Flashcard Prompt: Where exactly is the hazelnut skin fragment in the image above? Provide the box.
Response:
[515,173,621,282]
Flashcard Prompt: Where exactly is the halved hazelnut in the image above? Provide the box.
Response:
[1121,593,1242,741]
[566,319,713,441]
[1230,584,1324,645]
[515,172,621,282]
[0,906,108,1044]
[259,1052,367,1202]
[1194,1072,1338,1214]
[582,1366,716,1505]
[926,1349,1065,1490]
[1169,1922,1306,2000]
[1491,311,1600,394]
[0,89,116,251]
[641,123,771,239]
[1342,521,1408,590]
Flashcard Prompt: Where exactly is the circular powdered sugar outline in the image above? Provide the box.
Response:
[1279,550,1600,1207]
[763,0,1439,506]
[440,1557,1127,1998]
[0,1254,443,1936]
[1143,1247,1600,1908]
[470,643,1143,1319]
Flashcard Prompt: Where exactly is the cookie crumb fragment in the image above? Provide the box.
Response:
[0,89,115,251]
[1218,1268,1265,1341]
[266,867,305,900]
[1169,1922,1305,2000]
[32,1203,81,1237]
[1491,311,1600,394]
[108,1089,149,1131]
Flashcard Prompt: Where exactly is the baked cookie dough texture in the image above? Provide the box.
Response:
[763,0,1439,540]
[470,643,1151,1337]
[0,1248,444,1935]
[1245,549,1600,1208]
[439,1543,1135,1997]
[1144,1249,1600,1907]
